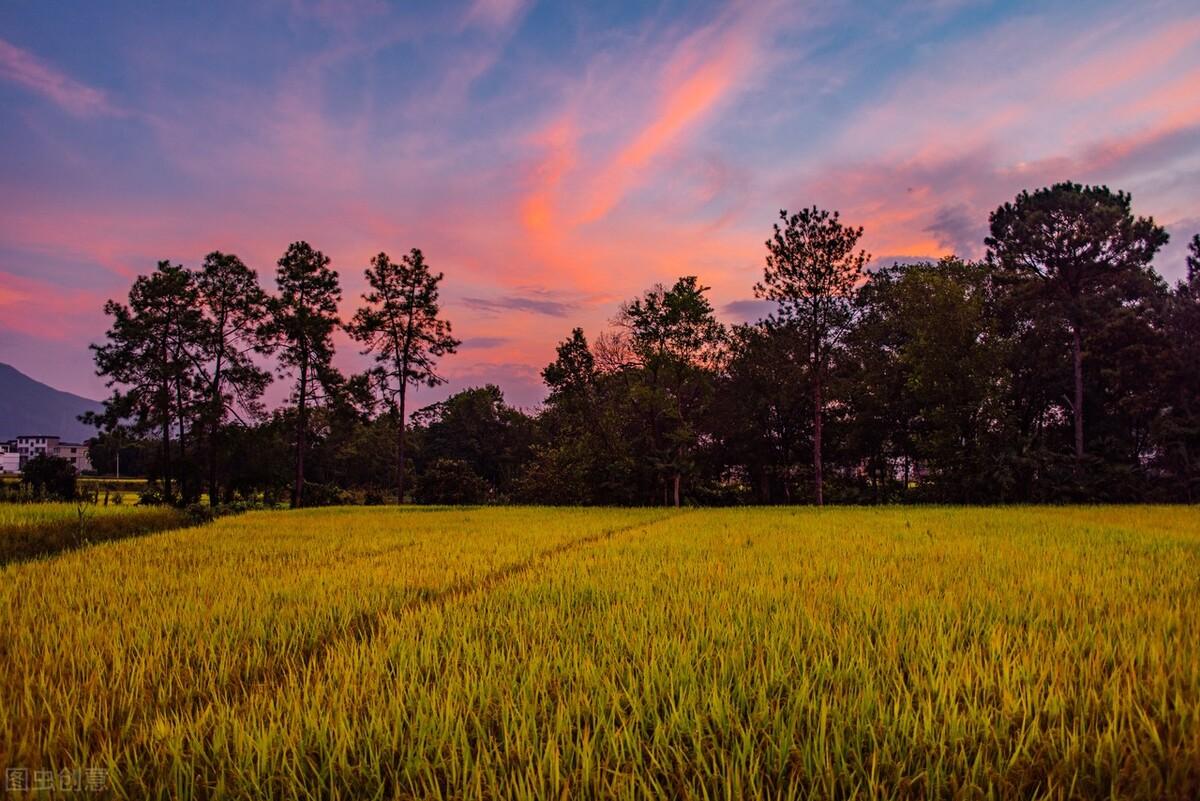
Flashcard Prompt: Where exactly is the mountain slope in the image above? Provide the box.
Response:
[0,363,104,441]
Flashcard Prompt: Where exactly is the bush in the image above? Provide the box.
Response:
[363,489,389,506]
[138,483,169,506]
[184,503,216,525]
[20,455,77,500]
[300,481,355,508]
[414,459,492,505]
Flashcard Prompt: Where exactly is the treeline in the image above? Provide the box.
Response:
[87,182,1200,506]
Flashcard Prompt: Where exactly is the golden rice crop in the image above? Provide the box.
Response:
[0,502,158,529]
[1,506,1197,799]
[0,502,184,564]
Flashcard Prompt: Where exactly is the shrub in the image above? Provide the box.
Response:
[138,483,169,506]
[414,459,492,505]
[363,489,388,506]
[184,503,216,525]
[301,481,355,508]
[20,454,78,500]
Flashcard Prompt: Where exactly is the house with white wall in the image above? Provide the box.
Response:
[4,435,93,473]
[0,442,19,474]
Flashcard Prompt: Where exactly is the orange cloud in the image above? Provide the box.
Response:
[520,117,577,236]
[1056,18,1200,99]
[580,25,756,223]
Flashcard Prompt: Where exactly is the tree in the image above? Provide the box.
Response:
[523,328,640,506]
[844,258,1005,501]
[755,207,868,505]
[1189,234,1200,284]
[410,385,535,496]
[21,454,77,500]
[985,183,1167,467]
[542,327,597,402]
[92,261,205,503]
[195,252,273,506]
[271,242,343,508]
[414,459,491,505]
[346,249,459,503]
[1152,234,1200,500]
[79,406,147,479]
[712,321,809,503]
[617,276,725,506]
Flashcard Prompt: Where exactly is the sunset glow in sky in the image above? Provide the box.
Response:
[2,0,1199,408]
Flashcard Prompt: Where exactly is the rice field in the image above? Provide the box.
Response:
[0,501,184,564]
[1,505,1197,799]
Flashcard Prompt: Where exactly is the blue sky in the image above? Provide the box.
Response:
[2,0,1198,407]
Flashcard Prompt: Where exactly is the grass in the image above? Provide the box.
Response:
[0,506,1197,799]
[0,501,186,564]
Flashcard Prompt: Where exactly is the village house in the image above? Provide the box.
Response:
[0,435,93,474]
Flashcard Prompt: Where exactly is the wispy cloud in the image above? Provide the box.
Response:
[462,291,582,318]
[462,0,528,31]
[0,38,118,117]
[722,299,777,323]
[460,336,512,349]
[578,14,764,223]
[3,0,1200,398]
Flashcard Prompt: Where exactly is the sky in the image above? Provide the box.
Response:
[2,0,1198,410]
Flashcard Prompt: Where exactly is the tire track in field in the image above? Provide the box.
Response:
[167,509,688,717]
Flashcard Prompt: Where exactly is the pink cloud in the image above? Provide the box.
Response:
[4,1,1200,404]
[462,0,528,31]
[0,38,118,117]
[1055,18,1200,100]
[0,270,106,342]
[578,20,759,223]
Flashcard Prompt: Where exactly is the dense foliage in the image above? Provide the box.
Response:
[87,183,1199,505]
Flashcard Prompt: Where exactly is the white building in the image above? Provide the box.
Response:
[7,435,93,473]
[0,445,18,474]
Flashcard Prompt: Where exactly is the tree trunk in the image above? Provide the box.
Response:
[293,363,307,508]
[1072,320,1084,466]
[161,413,173,501]
[208,358,223,507]
[673,472,681,508]
[175,378,189,503]
[208,425,220,508]
[397,389,407,505]
[813,371,824,507]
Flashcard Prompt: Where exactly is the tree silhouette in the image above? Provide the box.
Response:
[755,207,868,506]
[271,242,342,508]
[195,251,273,505]
[346,249,459,503]
[986,183,1167,467]
[618,276,725,506]
[92,261,204,502]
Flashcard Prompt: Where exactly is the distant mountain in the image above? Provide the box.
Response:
[0,363,104,442]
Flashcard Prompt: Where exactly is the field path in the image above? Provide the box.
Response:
[220,508,690,707]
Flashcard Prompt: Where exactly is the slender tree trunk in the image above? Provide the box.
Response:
[293,362,308,508]
[813,370,824,507]
[208,354,223,507]
[161,412,173,501]
[1072,320,1084,466]
[207,425,220,507]
[397,388,407,505]
[673,472,681,508]
[176,375,195,504]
